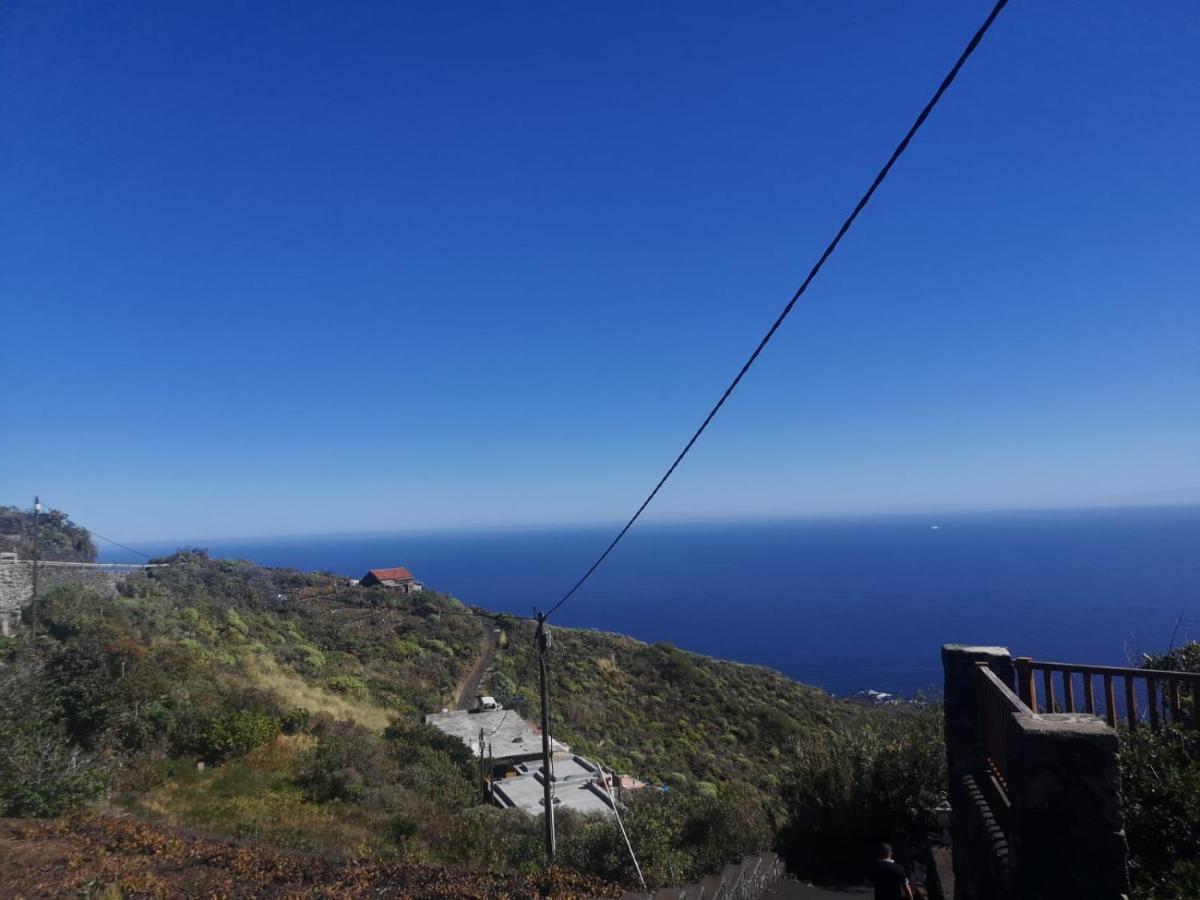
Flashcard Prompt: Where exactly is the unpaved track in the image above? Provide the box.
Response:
[456,621,498,709]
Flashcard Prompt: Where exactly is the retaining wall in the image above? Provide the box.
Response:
[0,559,154,635]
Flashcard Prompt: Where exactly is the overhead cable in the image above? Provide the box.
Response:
[545,0,1010,620]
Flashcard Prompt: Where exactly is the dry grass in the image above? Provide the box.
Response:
[0,816,622,898]
[247,657,394,731]
[134,734,389,859]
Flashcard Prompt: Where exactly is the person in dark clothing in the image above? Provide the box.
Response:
[873,843,913,900]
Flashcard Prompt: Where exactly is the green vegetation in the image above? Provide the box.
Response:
[490,618,945,884]
[2,548,915,890]
[0,504,96,562]
[493,621,852,802]
[1120,641,1200,899]
[778,701,944,881]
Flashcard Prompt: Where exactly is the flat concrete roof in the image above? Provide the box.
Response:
[514,756,595,781]
[424,709,569,760]
[494,769,614,817]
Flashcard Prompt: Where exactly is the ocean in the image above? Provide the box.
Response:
[99,505,1200,697]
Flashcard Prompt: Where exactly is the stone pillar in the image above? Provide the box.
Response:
[942,645,1015,900]
[943,645,1015,768]
[1005,714,1129,899]
[942,645,1130,900]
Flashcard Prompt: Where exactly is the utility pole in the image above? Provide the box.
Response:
[479,727,486,804]
[30,496,41,635]
[537,611,556,863]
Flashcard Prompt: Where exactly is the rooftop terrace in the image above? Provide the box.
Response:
[493,755,615,817]
[424,708,569,761]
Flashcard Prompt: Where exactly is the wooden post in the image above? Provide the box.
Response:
[1169,681,1181,723]
[1104,673,1117,727]
[536,612,556,863]
[1043,668,1057,713]
[1126,676,1138,731]
[487,742,495,804]
[1083,672,1095,714]
[30,497,41,637]
[1062,670,1076,713]
[1147,677,1160,730]
[1016,657,1035,710]
[480,727,486,803]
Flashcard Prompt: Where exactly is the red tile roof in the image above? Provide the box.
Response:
[368,566,415,582]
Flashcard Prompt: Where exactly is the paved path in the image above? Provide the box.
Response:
[456,621,499,709]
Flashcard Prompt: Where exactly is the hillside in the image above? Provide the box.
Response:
[0,548,940,893]
[0,816,618,898]
[488,618,849,802]
[0,504,96,562]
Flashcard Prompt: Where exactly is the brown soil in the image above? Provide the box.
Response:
[456,623,499,710]
[0,816,618,899]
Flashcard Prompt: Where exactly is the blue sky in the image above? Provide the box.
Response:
[2,1,1197,541]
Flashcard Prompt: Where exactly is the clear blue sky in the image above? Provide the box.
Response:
[2,1,1197,541]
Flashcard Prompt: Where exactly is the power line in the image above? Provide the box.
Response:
[34,499,157,560]
[545,0,1009,620]
[580,754,645,891]
[84,528,155,559]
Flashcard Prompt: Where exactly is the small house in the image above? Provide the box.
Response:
[359,566,423,594]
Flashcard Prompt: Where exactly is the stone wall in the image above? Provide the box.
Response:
[0,558,148,636]
[942,644,1129,900]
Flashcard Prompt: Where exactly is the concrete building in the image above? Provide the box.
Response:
[492,756,616,817]
[424,708,569,766]
[425,708,624,817]
[359,566,423,594]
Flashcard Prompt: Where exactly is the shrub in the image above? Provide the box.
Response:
[486,671,516,704]
[172,705,281,763]
[557,787,770,889]
[1121,724,1200,898]
[299,720,397,804]
[213,708,279,759]
[779,702,944,882]
[326,674,368,700]
[0,661,107,816]
[1121,639,1200,898]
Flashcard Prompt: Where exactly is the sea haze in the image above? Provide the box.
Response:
[100,506,1200,697]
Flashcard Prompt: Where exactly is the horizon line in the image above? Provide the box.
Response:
[93,497,1200,551]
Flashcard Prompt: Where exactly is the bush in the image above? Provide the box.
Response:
[299,720,397,803]
[486,671,517,705]
[172,705,281,763]
[779,702,944,882]
[0,661,107,816]
[1120,639,1200,899]
[326,674,368,700]
[557,787,770,889]
[211,708,278,759]
[1121,724,1200,898]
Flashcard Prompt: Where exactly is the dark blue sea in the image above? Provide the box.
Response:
[99,506,1200,697]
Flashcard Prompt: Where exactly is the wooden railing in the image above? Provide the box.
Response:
[1015,657,1200,731]
[972,660,1032,851]
[975,663,1034,784]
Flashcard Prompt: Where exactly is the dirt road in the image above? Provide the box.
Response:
[456,621,499,709]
